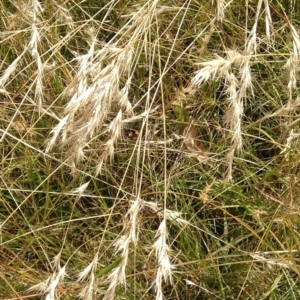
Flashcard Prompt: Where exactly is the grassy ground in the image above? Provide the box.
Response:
[1,0,300,299]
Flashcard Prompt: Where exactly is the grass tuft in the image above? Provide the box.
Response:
[1,0,300,299]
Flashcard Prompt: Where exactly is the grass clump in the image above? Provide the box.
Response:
[1,0,300,299]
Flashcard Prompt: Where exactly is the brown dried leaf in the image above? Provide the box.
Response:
[183,124,209,162]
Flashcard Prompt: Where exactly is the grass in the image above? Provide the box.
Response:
[1,0,300,299]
